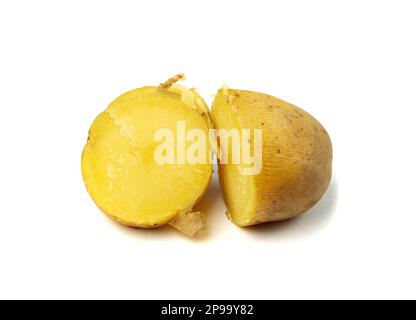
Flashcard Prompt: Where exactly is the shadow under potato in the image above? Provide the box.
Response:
[192,174,225,238]
[105,175,337,240]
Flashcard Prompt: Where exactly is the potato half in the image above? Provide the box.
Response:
[211,87,332,226]
[81,75,212,236]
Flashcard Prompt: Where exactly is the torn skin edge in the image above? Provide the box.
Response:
[159,73,186,89]
[168,211,206,237]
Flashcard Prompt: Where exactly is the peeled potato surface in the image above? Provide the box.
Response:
[82,78,212,232]
[211,88,332,226]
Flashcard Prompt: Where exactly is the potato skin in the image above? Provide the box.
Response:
[215,89,332,225]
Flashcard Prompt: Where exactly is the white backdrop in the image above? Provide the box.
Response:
[1,0,415,299]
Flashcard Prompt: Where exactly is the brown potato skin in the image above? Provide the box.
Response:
[215,89,332,225]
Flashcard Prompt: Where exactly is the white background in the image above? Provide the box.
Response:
[1,0,415,300]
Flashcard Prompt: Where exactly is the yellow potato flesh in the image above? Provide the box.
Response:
[210,90,256,226]
[82,86,212,228]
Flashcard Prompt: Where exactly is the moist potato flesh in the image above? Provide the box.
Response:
[211,90,256,225]
[82,86,212,228]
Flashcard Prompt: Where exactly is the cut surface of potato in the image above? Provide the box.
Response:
[82,76,212,232]
[211,88,332,226]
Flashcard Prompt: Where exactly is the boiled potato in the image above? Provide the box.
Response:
[211,87,332,226]
[81,74,212,236]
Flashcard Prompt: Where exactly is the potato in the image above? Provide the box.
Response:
[211,87,332,226]
[81,74,212,236]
